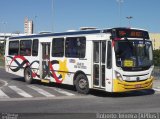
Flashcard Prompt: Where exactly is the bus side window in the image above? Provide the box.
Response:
[32,39,39,56]
[77,37,86,58]
[65,37,86,58]
[52,38,64,57]
[9,41,19,55]
[20,40,32,56]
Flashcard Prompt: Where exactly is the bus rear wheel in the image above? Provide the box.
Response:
[24,67,33,84]
[75,74,89,94]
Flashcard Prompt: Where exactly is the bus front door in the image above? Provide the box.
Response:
[93,41,106,88]
[41,42,50,80]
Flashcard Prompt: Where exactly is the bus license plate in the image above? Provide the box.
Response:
[124,60,134,67]
[135,84,142,88]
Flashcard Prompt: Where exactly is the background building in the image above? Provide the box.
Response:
[150,33,160,50]
[24,17,33,34]
[0,33,24,42]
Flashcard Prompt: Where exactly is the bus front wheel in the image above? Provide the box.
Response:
[75,74,89,94]
[24,67,33,84]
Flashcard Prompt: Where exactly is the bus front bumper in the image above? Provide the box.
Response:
[113,76,154,92]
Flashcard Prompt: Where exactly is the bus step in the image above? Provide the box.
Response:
[41,79,50,83]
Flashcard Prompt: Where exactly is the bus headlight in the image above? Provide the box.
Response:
[115,71,123,81]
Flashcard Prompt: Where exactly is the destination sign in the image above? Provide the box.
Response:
[116,29,149,39]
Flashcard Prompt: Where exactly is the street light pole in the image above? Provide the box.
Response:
[34,15,37,34]
[51,0,54,32]
[2,22,7,40]
[126,16,133,27]
[117,0,123,26]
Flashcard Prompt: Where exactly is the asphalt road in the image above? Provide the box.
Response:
[0,68,160,119]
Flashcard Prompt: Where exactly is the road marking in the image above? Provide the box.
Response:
[0,95,91,102]
[53,88,75,96]
[28,85,55,97]
[153,88,160,92]
[0,89,9,98]
[0,79,8,88]
[9,86,33,98]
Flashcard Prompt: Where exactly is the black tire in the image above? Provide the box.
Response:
[24,67,33,84]
[75,74,89,94]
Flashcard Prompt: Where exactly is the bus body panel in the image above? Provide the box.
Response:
[4,27,154,93]
[113,76,154,92]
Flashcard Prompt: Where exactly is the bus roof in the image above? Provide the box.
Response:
[9,27,148,40]
[9,29,102,40]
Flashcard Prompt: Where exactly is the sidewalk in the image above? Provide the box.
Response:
[0,66,4,69]
[153,79,160,89]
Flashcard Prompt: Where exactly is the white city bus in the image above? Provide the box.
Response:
[5,27,154,94]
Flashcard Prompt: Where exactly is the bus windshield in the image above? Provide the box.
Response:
[115,40,153,71]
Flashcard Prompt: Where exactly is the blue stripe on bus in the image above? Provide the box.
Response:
[9,30,102,40]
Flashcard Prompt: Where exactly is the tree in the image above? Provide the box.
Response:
[153,49,160,66]
[0,42,4,57]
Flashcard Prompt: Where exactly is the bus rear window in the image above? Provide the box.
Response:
[9,41,19,55]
